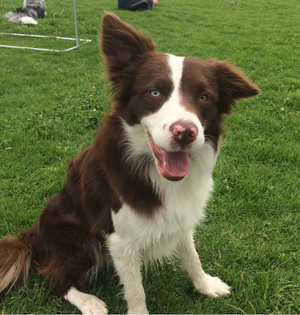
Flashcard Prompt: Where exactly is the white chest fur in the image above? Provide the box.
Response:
[111,144,217,263]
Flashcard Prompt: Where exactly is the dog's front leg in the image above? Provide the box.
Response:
[107,233,149,314]
[177,231,231,298]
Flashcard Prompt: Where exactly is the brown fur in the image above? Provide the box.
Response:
[0,233,32,292]
[100,13,155,106]
[181,57,259,149]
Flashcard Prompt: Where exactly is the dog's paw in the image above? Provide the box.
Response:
[195,273,231,298]
[80,295,108,315]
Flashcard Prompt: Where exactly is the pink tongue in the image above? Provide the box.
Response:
[158,151,190,181]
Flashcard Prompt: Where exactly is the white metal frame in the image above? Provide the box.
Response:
[0,0,91,52]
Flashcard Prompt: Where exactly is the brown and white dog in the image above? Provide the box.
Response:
[0,13,259,314]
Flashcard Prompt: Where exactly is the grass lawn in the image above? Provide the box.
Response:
[0,0,300,313]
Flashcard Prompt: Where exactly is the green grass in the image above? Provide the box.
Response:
[0,0,300,313]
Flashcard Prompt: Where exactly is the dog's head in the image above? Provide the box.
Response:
[101,13,259,181]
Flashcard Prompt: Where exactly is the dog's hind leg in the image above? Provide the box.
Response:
[34,191,108,313]
[177,231,231,298]
[64,287,108,315]
[37,233,108,314]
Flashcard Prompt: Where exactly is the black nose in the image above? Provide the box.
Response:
[169,120,198,146]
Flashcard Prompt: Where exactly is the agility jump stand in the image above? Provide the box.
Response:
[0,0,91,52]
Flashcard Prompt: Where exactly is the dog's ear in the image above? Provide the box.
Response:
[101,13,155,61]
[208,60,260,114]
[100,13,155,103]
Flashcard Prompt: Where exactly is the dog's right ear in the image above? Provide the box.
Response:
[100,13,155,103]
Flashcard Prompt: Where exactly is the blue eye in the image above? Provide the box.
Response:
[150,90,161,97]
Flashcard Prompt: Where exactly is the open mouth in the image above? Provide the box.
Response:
[148,133,190,181]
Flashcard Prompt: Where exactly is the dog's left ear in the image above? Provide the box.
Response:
[209,60,260,114]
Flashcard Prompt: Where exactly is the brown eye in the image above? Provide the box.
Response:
[199,94,209,102]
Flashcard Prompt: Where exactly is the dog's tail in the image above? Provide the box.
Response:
[0,226,37,293]
[5,9,38,25]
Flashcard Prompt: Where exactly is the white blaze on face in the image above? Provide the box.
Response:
[141,54,205,181]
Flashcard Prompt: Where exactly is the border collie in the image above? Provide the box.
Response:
[5,0,46,25]
[0,13,259,314]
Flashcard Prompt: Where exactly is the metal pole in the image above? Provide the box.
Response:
[73,0,80,47]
